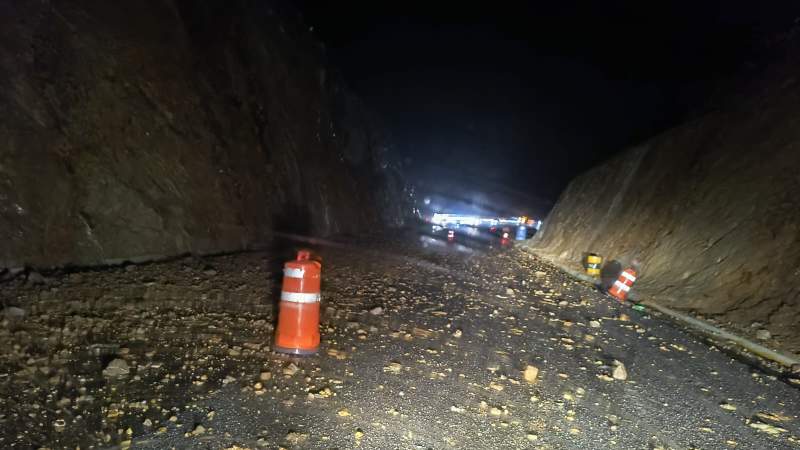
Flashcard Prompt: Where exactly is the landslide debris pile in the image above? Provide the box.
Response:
[0,0,407,269]
[1,241,798,449]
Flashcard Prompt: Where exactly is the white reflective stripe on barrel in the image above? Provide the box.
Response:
[621,271,637,282]
[613,280,631,292]
[284,267,305,278]
[280,291,320,303]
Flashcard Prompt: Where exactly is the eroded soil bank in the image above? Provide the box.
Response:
[529,70,800,354]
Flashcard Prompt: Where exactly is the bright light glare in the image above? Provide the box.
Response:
[430,213,535,229]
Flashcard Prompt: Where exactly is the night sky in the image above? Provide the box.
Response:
[297,1,800,215]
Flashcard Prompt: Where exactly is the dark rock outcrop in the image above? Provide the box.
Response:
[0,0,407,269]
[530,71,800,352]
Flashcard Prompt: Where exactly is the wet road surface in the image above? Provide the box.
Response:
[1,233,799,449]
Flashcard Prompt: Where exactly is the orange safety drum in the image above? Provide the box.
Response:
[274,250,321,355]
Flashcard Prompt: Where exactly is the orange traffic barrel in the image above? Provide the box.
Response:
[609,268,637,302]
[274,250,321,355]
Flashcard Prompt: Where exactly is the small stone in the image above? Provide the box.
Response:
[369,306,384,315]
[106,406,122,419]
[452,329,463,338]
[383,362,402,374]
[222,375,237,385]
[589,320,600,328]
[53,419,66,432]
[102,359,130,379]
[286,430,309,445]
[749,421,788,435]
[720,403,737,411]
[26,271,47,286]
[506,288,515,296]
[355,429,364,440]
[612,362,628,381]
[68,273,83,283]
[756,329,771,341]
[526,433,538,441]
[143,418,153,427]
[327,348,348,360]
[282,363,300,376]
[523,365,539,384]
[337,409,351,417]
[1,306,26,319]
[311,387,333,399]
[489,407,503,416]
[259,371,272,381]
[190,424,206,436]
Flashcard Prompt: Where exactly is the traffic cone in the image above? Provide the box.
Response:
[274,250,321,355]
[608,268,637,302]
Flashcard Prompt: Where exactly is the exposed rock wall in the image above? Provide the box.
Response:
[530,77,800,352]
[0,0,406,269]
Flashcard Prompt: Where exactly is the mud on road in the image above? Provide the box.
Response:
[1,236,799,449]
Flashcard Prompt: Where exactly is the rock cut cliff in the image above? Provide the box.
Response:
[0,0,407,269]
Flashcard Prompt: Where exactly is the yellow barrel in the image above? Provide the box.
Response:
[585,253,602,276]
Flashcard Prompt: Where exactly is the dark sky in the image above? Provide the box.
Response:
[296,1,799,215]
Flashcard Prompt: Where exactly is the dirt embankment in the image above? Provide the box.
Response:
[530,71,800,353]
[0,0,407,269]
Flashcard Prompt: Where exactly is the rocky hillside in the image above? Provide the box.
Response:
[529,66,800,353]
[0,0,407,269]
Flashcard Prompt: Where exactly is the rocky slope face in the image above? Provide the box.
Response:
[529,70,800,353]
[0,0,407,269]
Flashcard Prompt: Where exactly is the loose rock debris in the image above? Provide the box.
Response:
[612,361,628,381]
[0,240,798,449]
[102,358,131,379]
[523,365,539,384]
